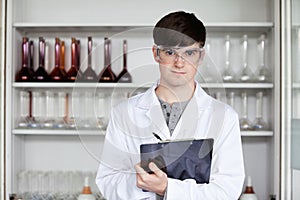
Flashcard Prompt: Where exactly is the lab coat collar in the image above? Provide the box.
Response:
[136,81,212,111]
[135,81,213,140]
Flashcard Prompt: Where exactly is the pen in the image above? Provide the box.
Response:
[152,132,162,141]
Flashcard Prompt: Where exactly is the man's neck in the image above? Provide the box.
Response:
[155,82,196,105]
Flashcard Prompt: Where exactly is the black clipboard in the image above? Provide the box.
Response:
[140,138,214,185]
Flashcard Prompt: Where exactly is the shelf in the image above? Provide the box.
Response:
[241,131,273,136]
[13,129,273,136]
[12,22,274,33]
[12,82,153,89]
[200,83,273,89]
[293,83,300,88]
[12,82,273,89]
[12,129,106,136]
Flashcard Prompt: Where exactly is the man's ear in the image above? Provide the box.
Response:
[152,45,160,63]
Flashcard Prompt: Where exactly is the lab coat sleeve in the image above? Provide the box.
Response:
[165,109,245,200]
[95,106,154,200]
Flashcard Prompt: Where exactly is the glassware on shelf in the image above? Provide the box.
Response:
[96,93,107,130]
[99,38,117,82]
[227,91,235,110]
[30,91,44,128]
[66,38,80,82]
[76,39,83,78]
[28,40,35,76]
[67,91,81,129]
[239,91,252,130]
[42,90,55,129]
[222,35,236,82]
[54,91,67,129]
[49,38,66,81]
[60,40,67,78]
[81,36,98,82]
[78,92,98,129]
[116,40,132,83]
[16,37,32,82]
[252,91,268,130]
[33,37,50,82]
[255,34,271,82]
[239,35,253,82]
[197,40,215,83]
[17,91,31,128]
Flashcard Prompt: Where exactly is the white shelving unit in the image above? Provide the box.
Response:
[5,0,281,200]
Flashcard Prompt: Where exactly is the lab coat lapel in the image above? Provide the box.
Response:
[137,84,170,140]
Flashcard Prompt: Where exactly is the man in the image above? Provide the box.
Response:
[96,11,245,200]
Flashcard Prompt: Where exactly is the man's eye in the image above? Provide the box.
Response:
[164,49,176,56]
[185,50,197,56]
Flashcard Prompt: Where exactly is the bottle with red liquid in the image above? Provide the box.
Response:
[28,40,35,76]
[16,37,32,82]
[81,36,98,82]
[116,40,132,83]
[99,38,116,82]
[239,176,258,200]
[49,38,66,81]
[66,38,80,82]
[33,37,50,81]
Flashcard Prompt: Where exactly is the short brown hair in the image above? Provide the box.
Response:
[153,11,206,47]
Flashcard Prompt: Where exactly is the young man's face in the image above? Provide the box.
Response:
[153,42,205,88]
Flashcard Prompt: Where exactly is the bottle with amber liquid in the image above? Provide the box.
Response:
[33,37,50,81]
[116,40,132,83]
[99,38,116,82]
[49,38,66,81]
[239,176,258,200]
[16,37,32,82]
[60,40,67,77]
[66,38,80,82]
[82,36,98,82]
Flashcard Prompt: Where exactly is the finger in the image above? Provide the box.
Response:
[135,163,147,174]
[149,162,164,176]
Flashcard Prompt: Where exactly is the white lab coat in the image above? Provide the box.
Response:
[96,82,245,200]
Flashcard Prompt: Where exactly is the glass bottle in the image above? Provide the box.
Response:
[66,38,79,82]
[222,35,236,82]
[255,34,271,82]
[33,37,50,82]
[16,37,32,82]
[239,176,258,200]
[99,38,116,82]
[252,91,268,130]
[96,93,107,130]
[82,36,98,82]
[54,92,67,129]
[239,35,253,82]
[49,38,66,81]
[29,40,35,76]
[197,40,215,83]
[116,40,132,83]
[240,91,251,130]
[31,91,44,128]
[17,91,30,128]
[227,91,235,110]
[80,92,97,129]
[60,40,67,78]
[42,90,55,129]
[76,39,83,78]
